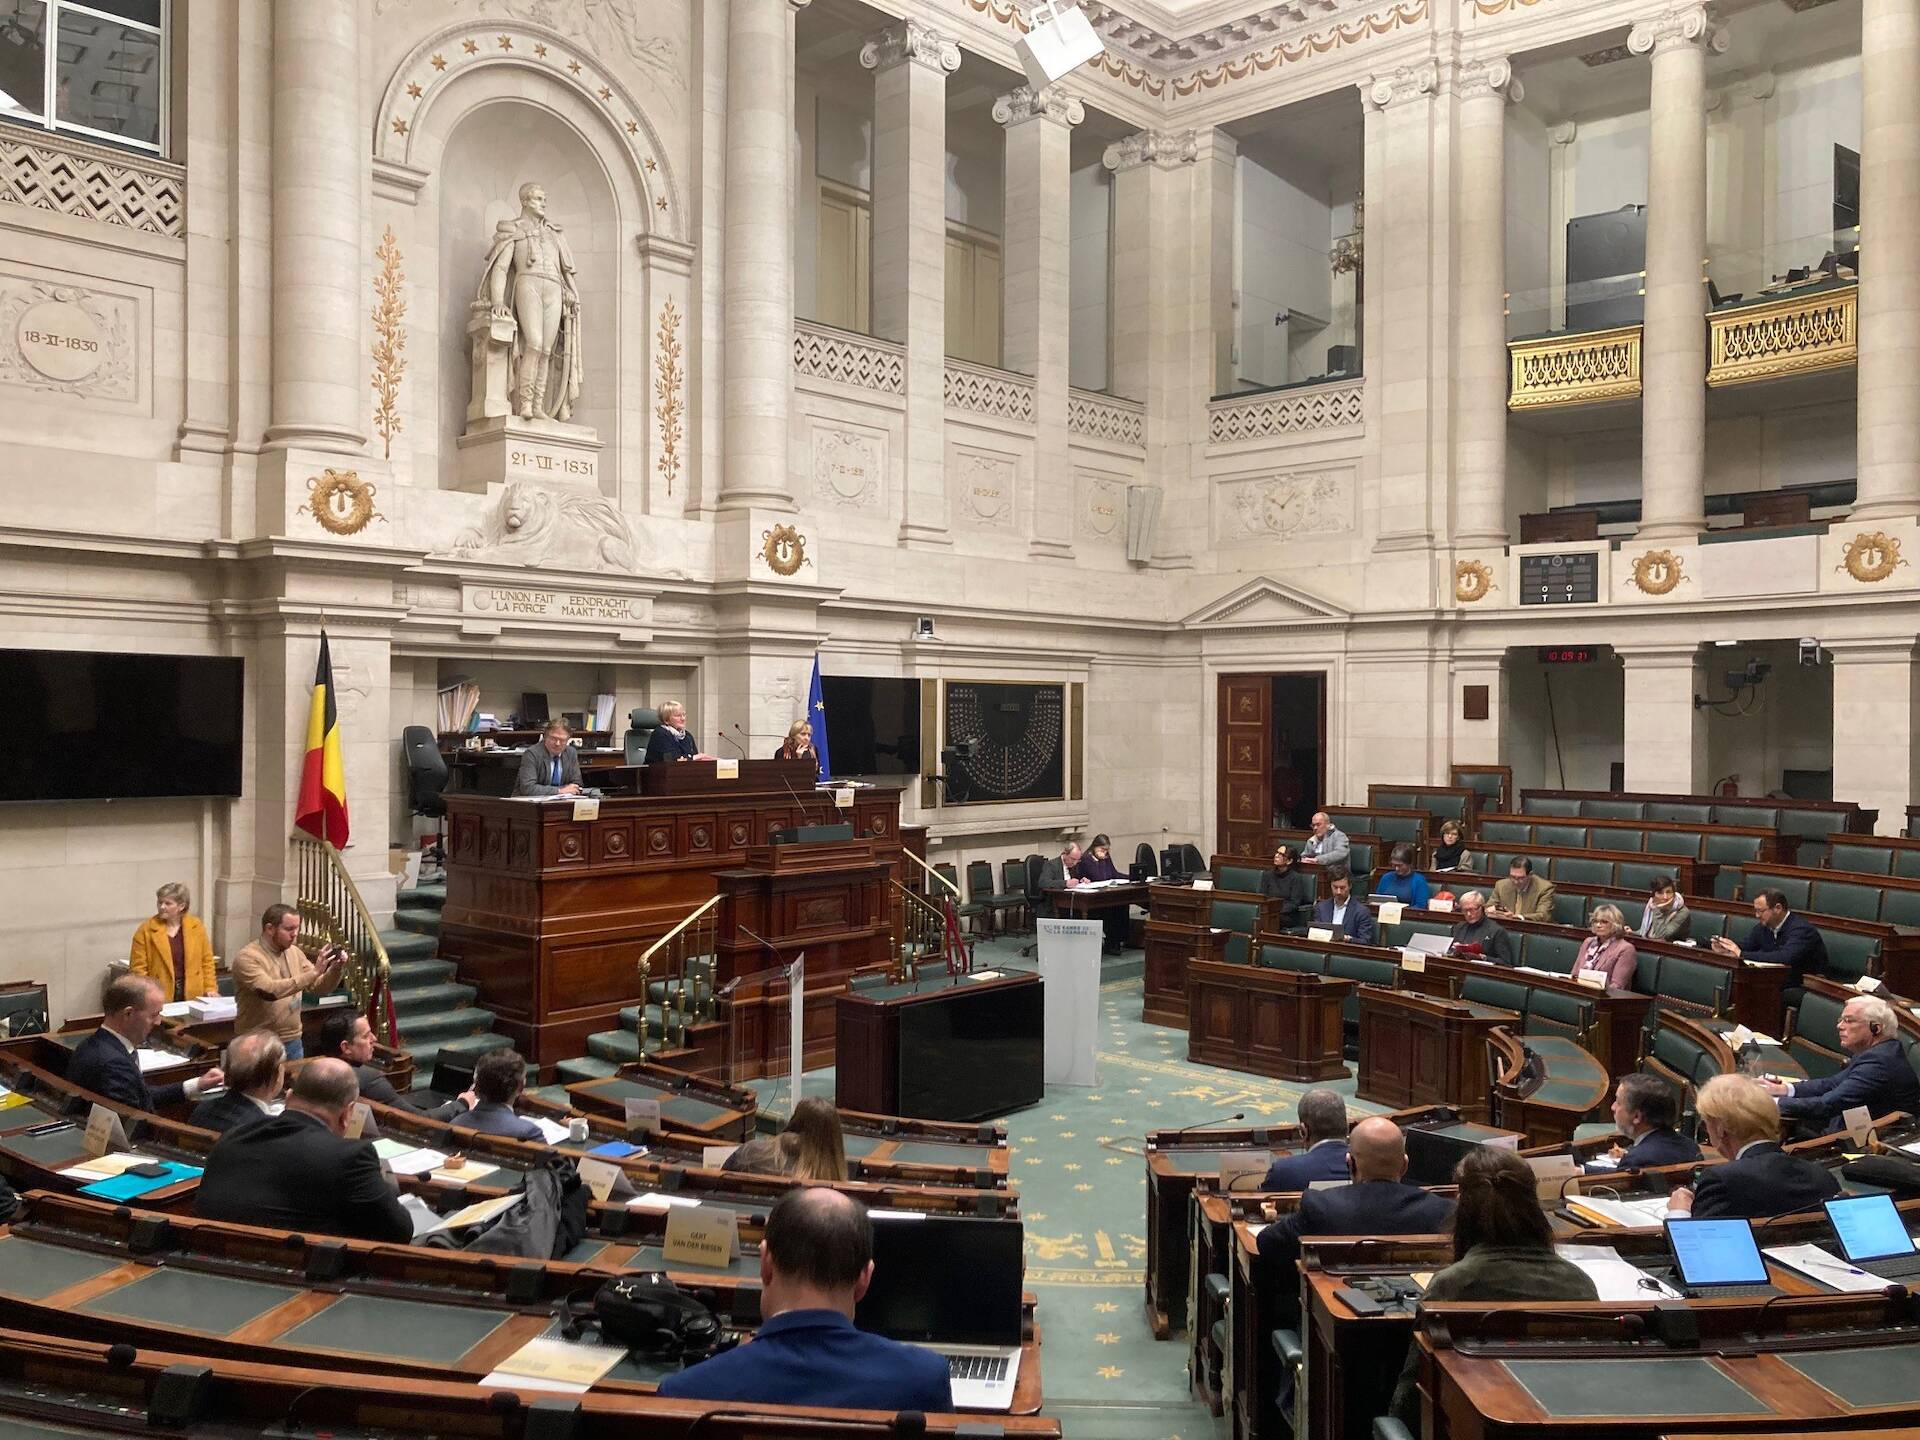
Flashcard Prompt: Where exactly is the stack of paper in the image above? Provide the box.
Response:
[382,1146,448,1176]
[1764,1243,1888,1293]
[59,1152,156,1182]
[1553,1244,1680,1300]
[432,1158,501,1186]
[133,1048,179,1073]
[591,693,617,732]
[187,996,236,1022]
[630,1193,702,1212]
[424,1193,520,1235]
[437,680,481,734]
[1563,1194,1672,1228]
[481,1335,625,1395]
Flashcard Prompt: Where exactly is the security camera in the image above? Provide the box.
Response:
[1799,638,1823,666]
[914,616,935,638]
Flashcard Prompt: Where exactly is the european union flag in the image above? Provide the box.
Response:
[808,656,831,782]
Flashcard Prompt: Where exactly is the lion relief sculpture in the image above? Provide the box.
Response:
[451,481,638,572]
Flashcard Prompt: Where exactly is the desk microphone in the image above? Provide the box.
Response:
[1170,1111,1246,1138]
[719,726,745,759]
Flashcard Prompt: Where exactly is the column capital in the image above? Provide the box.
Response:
[1458,56,1525,105]
[1102,128,1198,172]
[992,84,1084,129]
[1628,6,1728,58]
[1363,61,1439,112]
[860,19,961,75]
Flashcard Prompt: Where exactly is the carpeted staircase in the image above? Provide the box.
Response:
[556,957,718,1086]
[377,882,511,1076]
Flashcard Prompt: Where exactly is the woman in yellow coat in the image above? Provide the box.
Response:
[129,882,218,1003]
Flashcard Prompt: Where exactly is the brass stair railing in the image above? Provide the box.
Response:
[291,836,398,1045]
[897,852,972,976]
[889,880,952,982]
[639,894,721,1056]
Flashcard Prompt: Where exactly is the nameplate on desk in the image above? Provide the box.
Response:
[624,1098,662,1134]
[1219,1153,1268,1190]
[1574,970,1606,989]
[345,1102,370,1140]
[664,1202,740,1268]
[1428,898,1455,913]
[1398,951,1425,973]
[834,785,856,809]
[571,796,600,821]
[578,1157,620,1202]
[1855,976,1883,993]
[85,1103,127,1157]
[1307,927,1334,943]
[1844,1104,1874,1149]
[702,1144,739,1169]
[714,758,739,780]
[1191,879,1214,892]
[1378,902,1404,926]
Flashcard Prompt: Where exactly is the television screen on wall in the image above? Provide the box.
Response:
[0,649,244,802]
[819,677,922,778]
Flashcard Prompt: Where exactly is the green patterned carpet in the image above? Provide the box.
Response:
[752,937,1393,1439]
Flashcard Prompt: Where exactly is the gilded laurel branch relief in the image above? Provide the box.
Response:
[0,273,137,403]
[371,226,408,459]
[654,297,684,495]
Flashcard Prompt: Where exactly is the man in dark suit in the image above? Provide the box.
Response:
[1257,1117,1455,1322]
[189,1028,285,1134]
[1768,994,1920,1132]
[657,1187,952,1410]
[1712,888,1829,1004]
[193,1058,413,1243]
[1666,1073,1839,1220]
[1585,1073,1701,1173]
[1037,842,1085,919]
[512,720,584,797]
[1259,1090,1349,1190]
[450,1049,545,1141]
[67,974,224,1112]
[317,1011,473,1121]
[1308,870,1377,944]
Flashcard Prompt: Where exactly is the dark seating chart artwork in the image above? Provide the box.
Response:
[944,682,1066,804]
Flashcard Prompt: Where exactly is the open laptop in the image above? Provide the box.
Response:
[1664,1217,1779,1298]
[1824,1194,1920,1280]
[1405,932,1454,957]
[855,1214,1024,1410]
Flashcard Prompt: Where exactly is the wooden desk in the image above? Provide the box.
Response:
[439,776,901,1067]
[1044,882,1149,917]
[1394,950,1652,1077]
[1186,959,1351,1081]
[1356,986,1506,1120]
[836,970,1043,1122]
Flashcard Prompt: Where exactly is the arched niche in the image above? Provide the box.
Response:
[373,22,694,514]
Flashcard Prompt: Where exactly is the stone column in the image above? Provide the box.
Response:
[719,0,807,511]
[1852,0,1920,521]
[1455,59,1522,548]
[1630,6,1724,541]
[265,0,364,450]
[1619,645,1707,793]
[864,20,959,548]
[997,85,1082,561]
[1830,641,1919,836]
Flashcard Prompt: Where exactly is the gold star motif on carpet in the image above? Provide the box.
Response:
[1094,1302,1119,1313]
[1096,1136,1112,1144]
[1023,1157,1043,1165]
[1095,1332,1121,1344]
[1097,1366,1124,1380]
[1059,1131,1075,1139]
[1075,1183,1093,1192]
[1105,1157,1125,1165]
[1018,1136,1037,1143]
[1063,1162,1081,1171]
[1028,1212,1046,1222]
[1050,1114,1067,1121]
[1146,1100,1162,1107]
[1127,1088,1142,1095]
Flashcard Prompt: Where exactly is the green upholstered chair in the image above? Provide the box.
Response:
[1614,861,1668,893]
[1685,907,1730,944]
[1534,823,1587,848]
[1720,805,1779,831]
[1776,808,1838,841]
[1383,919,1450,949]
[1371,791,1415,811]
[1525,987,1595,1039]
[1811,879,1883,923]
[964,860,1001,935]
[1524,796,1582,818]
[1746,871,1811,909]
[1521,932,1579,974]
[1581,799,1641,820]
[1212,898,1261,965]
[1215,862,1266,894]
[1648,830,1700,857]
[1603,828,1646,852]
[1369,815,1425,845]
[1256,943,1326,975]
[1460,974,1529,1016]
[1703,833,1762,864]
[1879,890,1920,929]
[1786,989,1849,1079]
[1647,954,1726,1025]
[1648,802,1712,824]
[1348,839,1378,874]
[1423,793,1469,822]
[1713,865,1745,901]
[1480,820,1530,845]
[1553,857,1612,887]
[1550,891,1589,927]
[1453,769,1506,810]
[1817,928,1876,985]
[1894,849,1920,880]
[1325,952,1397,1025]
[1826,842,1893,876]
[1649,1024,1718,1091]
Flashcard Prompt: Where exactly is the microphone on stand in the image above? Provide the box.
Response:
[1169,1111,1246,1139]
[719,726,745,759]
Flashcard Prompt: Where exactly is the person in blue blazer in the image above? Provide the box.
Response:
[1258,1090,1350,1191]
[67,974,224,1112]
[1769,994,1920,1132]
[448,1049,545,1142]
[658,1188,952,1411]
[1584,1074,1701,1173]
[1307,870,1377,945]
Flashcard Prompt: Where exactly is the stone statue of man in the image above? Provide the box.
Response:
[475,182,582,422]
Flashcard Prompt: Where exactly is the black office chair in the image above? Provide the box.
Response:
[1019,853,1047,956]
[624,707,661,764]
[400,725,449,869]
[1134,842,1158,879]
[1180,842,1206,877]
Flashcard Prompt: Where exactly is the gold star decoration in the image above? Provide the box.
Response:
[1097,1366,1124,1380]
[645,157,657,172]
[1074,1183,1094,1192]
[1050,1114,1067,1122]
[533,42,548,57]
[1023,1157,1043,1166]
[391,117,409,135]
[626,119,638,135]
[655,196,668,211]
[1063,1162,1081,1171]
[1088,1095,1103,1102]
[462,38,479,54]
[1059,1131,1076,1139]
[1094,1302,1119,1313]
[598,84,613,101]
[1096,1136,1112,1144]
[405,81,423,98]
[1105,1157,1125,1165]
[496,34,512,49]
[568,59,583,74]
[1147,1099,1162,1107]
[1028,1212,1047,1222]
[1127,1088,1142,1095]
[430,53,447,70]
[1018,1136,1037,1144]
[1096,1332,1121,1345]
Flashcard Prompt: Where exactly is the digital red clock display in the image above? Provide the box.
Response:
[1536,647,1596,663]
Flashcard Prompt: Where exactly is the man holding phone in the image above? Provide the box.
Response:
[231,904,346,1061]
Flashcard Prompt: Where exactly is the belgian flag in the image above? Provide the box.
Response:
[294,630,350,848]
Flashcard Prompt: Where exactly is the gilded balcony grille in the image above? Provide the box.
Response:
[1508,325,1642,410]
[1707,283,1856,388]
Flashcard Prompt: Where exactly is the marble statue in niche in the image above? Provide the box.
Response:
[451,481,637,571]
[470,183,583,423]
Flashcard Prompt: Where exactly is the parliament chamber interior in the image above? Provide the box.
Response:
[7,0,1920,1436]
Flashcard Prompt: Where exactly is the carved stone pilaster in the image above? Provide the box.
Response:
[1458,56,1525,104]
[1101,128,1198,172]
[1363,61,1440,111]
[859,19,961,74]
[992,84,1086,129]
[1628,5,1728,56]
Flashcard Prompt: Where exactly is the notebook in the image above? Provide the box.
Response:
[855,1215,1024,1411]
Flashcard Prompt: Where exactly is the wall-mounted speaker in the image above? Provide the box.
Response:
[1126,484,1162,564]
[1014,2,1104,90]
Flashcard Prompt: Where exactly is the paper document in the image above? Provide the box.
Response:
[1764,1243,1887,1293]
[133,1048,179,1073]
[384,1147,449,1176]
[1553,1244,1680,1300]
[1563,1194,1672,1229]
[432,1159,501,1186]
[532,1116,573,1144]
[425,1193,520,1235]
[399,1194,439,1239]
[629,1192,701,1211]
[482,1335,624,1394]
[59,1152,156,1181]
[159,1002,193,1019]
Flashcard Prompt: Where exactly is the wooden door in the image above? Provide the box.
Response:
[1218,674,1271,858]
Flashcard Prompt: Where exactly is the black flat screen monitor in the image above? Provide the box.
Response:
[1,648,243,802]
[1404,1124,1493,1187]
[897,979,1043,1123]
[818,676,921,777]
[856,1215,1024,1346]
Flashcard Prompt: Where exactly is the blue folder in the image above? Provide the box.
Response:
[77,1162,203,1202]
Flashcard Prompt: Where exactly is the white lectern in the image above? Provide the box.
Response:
[1035,917,1101,1087]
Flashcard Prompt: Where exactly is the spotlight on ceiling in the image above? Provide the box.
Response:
[1014,1,1104,91]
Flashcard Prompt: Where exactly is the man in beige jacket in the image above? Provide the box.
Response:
[231,904,345,1062]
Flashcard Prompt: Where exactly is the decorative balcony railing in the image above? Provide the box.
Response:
[0,129,183,237]
[944,358,1036,424]
[792,319,904,396]
[1507,325,1642,410]
[1208,376,1364,444]
[1707,282,1857,388]
[1068,388,1145,448]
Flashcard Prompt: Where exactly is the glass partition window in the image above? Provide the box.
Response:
[0,0,164,155]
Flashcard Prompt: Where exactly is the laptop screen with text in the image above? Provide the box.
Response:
[1666,1218,1768,1286]
[1826,1194,1919,1262]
